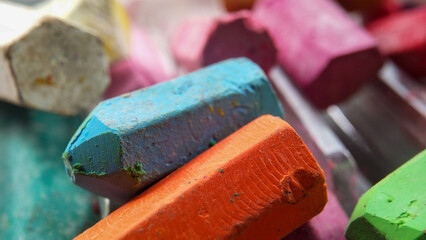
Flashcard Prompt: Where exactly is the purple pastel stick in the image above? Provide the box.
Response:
[172,10,276,73]
[254,0,383,108]
[104,24,168,99]
[284,190,348,240]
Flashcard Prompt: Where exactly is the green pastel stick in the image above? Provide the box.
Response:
[0,102,98,239]
[345,150,426,240]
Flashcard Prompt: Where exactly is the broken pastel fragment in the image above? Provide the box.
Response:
[75,115,327,239]
[38,0,131,63]
[284,190,348,240]
[345,150,426,240]
[254,0,383,108]
[367,7,426,80]
[63,58,284,203]
[0,2,109,115]
[172,11,277,73]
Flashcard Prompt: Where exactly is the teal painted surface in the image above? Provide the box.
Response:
[65,58,284,203]
[0,102,99,239]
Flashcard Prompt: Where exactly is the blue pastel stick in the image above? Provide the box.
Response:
[63,58,284,203]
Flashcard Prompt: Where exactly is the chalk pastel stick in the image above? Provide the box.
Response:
[346,150,426,240]
[172,11,276,73]
[0,102,98,239]
[0,2,109,115]
[75,115,327,240]
[38,0,131,63]
[367,7,426,80]
[254,0,383,108]
[284,190,348,240]
[104,24,169,99]
[63,58,284,203]
[222,0,257,11]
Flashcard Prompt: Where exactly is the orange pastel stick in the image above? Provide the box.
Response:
[75,115,327,240]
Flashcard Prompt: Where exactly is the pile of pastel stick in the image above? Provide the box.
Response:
[0,0,424,239]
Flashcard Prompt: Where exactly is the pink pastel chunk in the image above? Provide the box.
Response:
[254,0,383,108]
[367,7,426,80]
[172,10,277,73]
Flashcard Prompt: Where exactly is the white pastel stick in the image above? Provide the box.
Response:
[37,0,131,63]
[0,2,109,115]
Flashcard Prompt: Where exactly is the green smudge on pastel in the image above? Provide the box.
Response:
[123,162,146,183]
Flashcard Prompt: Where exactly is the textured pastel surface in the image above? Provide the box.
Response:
[367,7,426,79]
[172,11,276,73]
[75,115,327,240]
[284,190,348,240]
[345,150,426,240]
[254,0,383,108]
[64,58,284,203]
[0,102,99,239]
